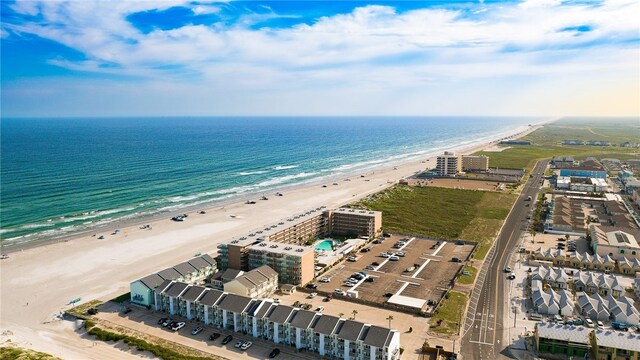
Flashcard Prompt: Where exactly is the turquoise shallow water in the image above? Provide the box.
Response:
[0,116,536,246]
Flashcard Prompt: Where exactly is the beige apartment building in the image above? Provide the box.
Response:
[217,207,382,285]
[436,151,462,176]
[328,208,382,238]
[248,242,315,285]
[462,155,489,171]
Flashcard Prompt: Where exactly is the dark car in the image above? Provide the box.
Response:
[269,348,281,358]
[221,335,233,345]
[365,277,374,282]
[507,274,516,280]
[371,261,380,266]
[158,317,169,325]
[384,292,394,297]
[87,308,99,315]
[122,307,132,314]
[209,333,221,341]
[451,257,462,263]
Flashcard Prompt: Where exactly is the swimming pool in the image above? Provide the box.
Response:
[314,240,337,251]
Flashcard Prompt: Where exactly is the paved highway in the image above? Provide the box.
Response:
[460,160,549,360]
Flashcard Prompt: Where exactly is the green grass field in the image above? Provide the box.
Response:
[473,119,640,170]
[351,186,516,259]
[429,291,467,335]
[0,346,61,360]
[457,265,477,285]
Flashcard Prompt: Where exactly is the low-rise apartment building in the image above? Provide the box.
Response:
[248,242,314,285]
[461,155,489,171]
[223,265,278,298]
[590,225,640,261]
[153,281,401,359]
[130,254,216,307]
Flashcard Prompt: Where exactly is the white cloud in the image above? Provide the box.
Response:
[2,0,639,116]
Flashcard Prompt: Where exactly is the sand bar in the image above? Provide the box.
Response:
[0,123,544,358]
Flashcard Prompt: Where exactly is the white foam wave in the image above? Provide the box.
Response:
[273,165,298,170]
[238,170,268,176]
[255,172,317,188]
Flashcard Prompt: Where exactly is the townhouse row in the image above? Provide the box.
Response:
[153,280,401,360]
[532,248,640,274]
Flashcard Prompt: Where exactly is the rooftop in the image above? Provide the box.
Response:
[536,323,590,344]
[249,240,313,257]
[594,330,640,352]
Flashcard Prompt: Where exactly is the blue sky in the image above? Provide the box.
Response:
[1,0,638,117]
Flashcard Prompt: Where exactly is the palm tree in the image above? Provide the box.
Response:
[386,315,394,328]
[351,310,358,320]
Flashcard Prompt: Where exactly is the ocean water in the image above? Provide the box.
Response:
[0,117,537,246]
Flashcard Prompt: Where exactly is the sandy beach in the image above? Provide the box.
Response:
[0,123,543,358]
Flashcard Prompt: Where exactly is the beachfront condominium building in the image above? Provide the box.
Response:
[129,254,217,307]
[223,265,279,298]
[328,208,382,239]
[436,151,461,176]
[153,282,402,360]
[217,207,382,284]
[248,242,314,285]
[462,155,489,171]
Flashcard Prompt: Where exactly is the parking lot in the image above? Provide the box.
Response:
[313,235,475,311]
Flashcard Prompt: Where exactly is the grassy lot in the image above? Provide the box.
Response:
[474,119,639,170]
[0,345,61,360]
[351,186,516,259]
[457,265,477,285]
[65,299,103,319]
[429,291,467,336]
[351,186,483,239]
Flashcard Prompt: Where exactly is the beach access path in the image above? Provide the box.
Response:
[0,124,541,359]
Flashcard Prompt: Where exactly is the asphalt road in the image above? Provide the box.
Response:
[460,160,549,360]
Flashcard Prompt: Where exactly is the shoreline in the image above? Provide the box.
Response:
[0,120,548,359]
[1,122,543,253]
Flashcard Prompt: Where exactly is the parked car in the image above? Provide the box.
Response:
[162,318,173,327]
[388,256,400,261]
[554,315,563,322]
[122,307,132,314]
[309,292,317,298]
[380,252,390,258]
[396,251,406,257]
[384,292,394,297]
[347,256,357,262]
[372,261,380,266]
[87,308,99,315]
[235,340,244,348]
[209,333,221,341]
[158,317,169,325]
[597,321,604,329]
[241,341,253,350]
[221,335,233,345]
[507,274,516,280]
[191,326,204,335]
[364,265,375,270]
[269,348,281,358]
[451,257,462,263]
[365,277,374,282]
[360,247,371,253]
[334,289,346,296]
[319,277,331,283]
[586,319,595,328]
[427,299,435,306]
[455,241,464,245]
[316,306,325,312]
[504,267,512,273]
[323,296,332,302]
[172,322,186,332]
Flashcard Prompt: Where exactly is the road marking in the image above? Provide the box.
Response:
[411,259,431,278]
[431,241,447,256]
[468,340,494,346]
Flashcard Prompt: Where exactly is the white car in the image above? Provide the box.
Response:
[586,318,595,328]
[172,322,186,332]
[504,267,512,273]
[240,341,253,350]
[316,306,325,312]
[347,256,357,262]
[380,252,390,258]
[191,326,204,335]
[396,251,406,257]
[597,321,604,329]
[319,277,331,283]
[334,289,346,295]
[388,256,400,261]
[235,340,245,348]
[309,292,317,298]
